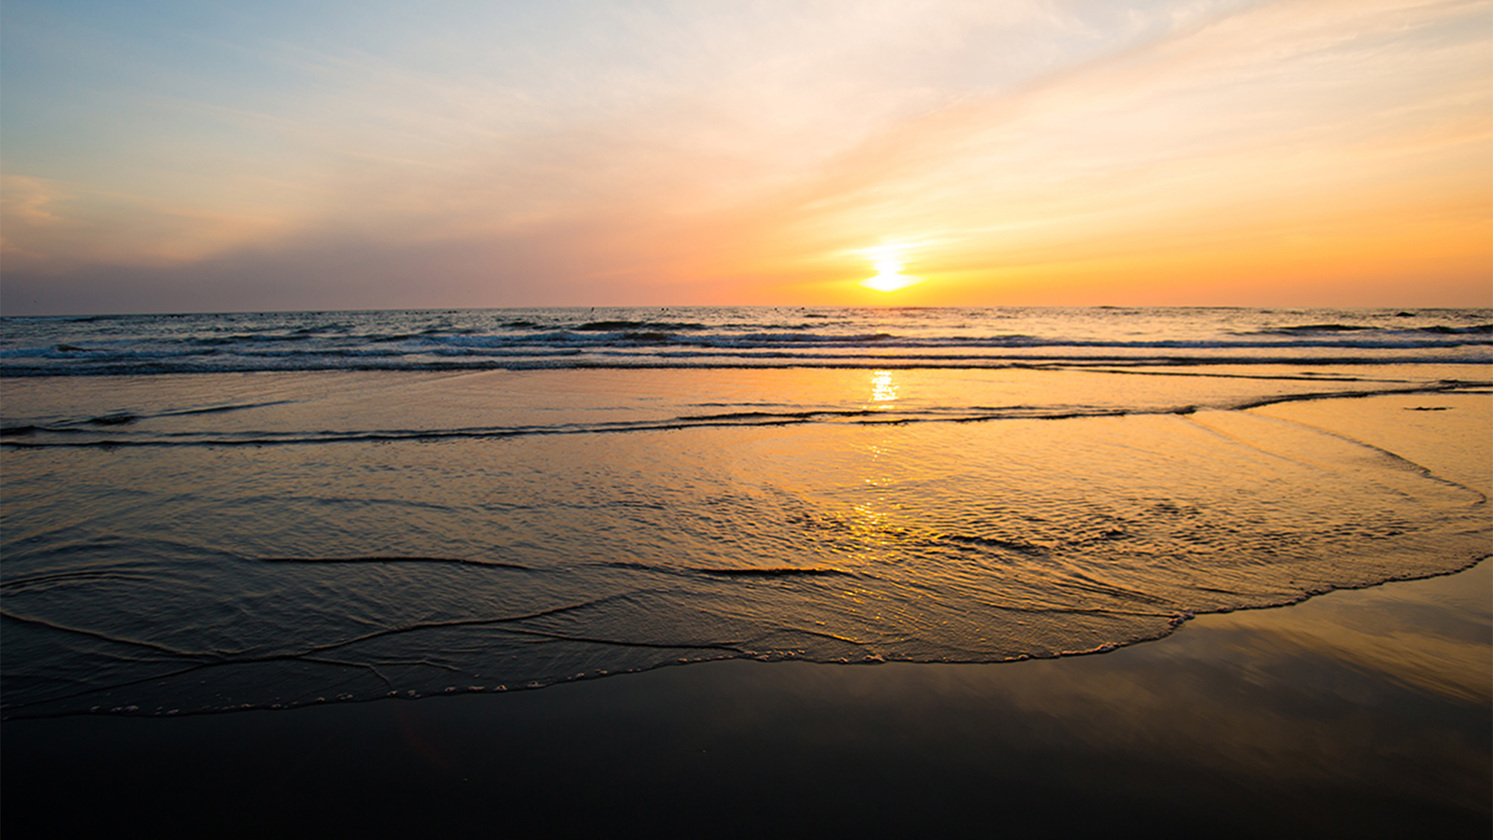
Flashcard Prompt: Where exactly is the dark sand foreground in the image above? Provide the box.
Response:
[5,556,1488,838]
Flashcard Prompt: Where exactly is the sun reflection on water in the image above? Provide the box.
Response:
[870,370,898,405]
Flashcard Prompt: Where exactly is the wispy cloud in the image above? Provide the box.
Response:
[1,0,1486,312]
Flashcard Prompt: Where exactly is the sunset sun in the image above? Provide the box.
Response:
[857,244,925,293]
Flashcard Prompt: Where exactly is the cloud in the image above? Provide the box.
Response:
[738,0,1493,302]
[2,0,1487,312]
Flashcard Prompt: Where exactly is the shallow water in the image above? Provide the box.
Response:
[5,562,1488,837]
[1,308,1489,718]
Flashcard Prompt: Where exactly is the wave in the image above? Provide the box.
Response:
[258,555,536,571]
[3,307,1489,376]
[1250,322,1493,336]
[3,381,1483,449]
[572,320,708,332]
[601,560,857,579]
[3,351,1491,377]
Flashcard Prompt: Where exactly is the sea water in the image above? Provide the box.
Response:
[2,307,1489,717]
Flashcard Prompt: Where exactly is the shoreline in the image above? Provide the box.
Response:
[5,556,1488,837]
[3,347,1488,835]
[2,549,1487,723]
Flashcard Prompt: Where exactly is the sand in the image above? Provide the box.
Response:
[3,555,1487,837]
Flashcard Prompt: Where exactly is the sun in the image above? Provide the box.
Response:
[857,244,925,293]
[860,272,922,293]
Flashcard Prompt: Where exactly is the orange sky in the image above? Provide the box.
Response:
[2,0,1489,313]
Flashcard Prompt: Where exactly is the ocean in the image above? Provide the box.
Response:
[2,306,1489,719]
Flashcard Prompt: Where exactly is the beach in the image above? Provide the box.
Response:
[3,558,1487,837]
[2,307,1489,835]
[6,0,1491,832]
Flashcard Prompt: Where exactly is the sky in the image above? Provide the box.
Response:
[1,0,1489,313]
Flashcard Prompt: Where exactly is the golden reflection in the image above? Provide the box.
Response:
[869,370,898,405]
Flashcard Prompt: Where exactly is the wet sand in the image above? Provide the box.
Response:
[4,362,1488,836]
[4,556,1487,838]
